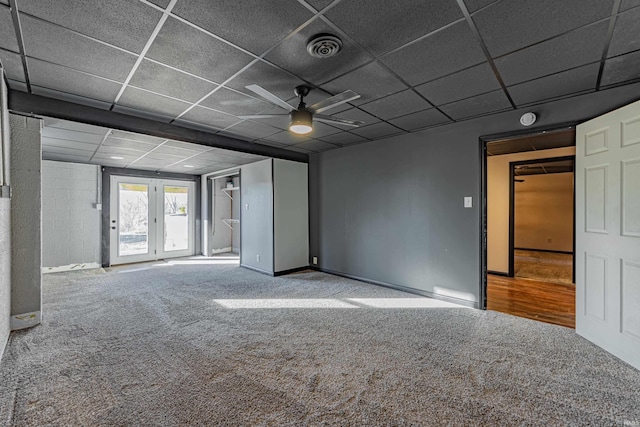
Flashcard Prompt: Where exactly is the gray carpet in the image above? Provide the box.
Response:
[1,260,639,426]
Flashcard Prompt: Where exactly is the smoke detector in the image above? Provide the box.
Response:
[520,112,537,126]
[307,34,343,58]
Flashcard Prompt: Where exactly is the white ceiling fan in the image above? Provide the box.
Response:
[239,85,364,135]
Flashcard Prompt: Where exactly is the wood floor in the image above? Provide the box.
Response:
[487,274,575,328]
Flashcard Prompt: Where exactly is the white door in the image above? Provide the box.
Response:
[110,176,195,265]
[576,100,640,370]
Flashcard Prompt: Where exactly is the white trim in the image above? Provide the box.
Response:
[42,262,102,274]
[11,311,41,330]
[211,246,232,255]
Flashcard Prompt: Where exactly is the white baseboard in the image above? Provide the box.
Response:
[11,311,41,330]
[42,262,101,274]
[211,247,232,255]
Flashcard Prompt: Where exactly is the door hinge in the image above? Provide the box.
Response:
[154,250,157,254]
[154,218,157,223]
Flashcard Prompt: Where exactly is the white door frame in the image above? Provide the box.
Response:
[110,176,196,265]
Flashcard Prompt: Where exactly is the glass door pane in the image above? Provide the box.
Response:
[118,183,149,256]
[163,185,189,252]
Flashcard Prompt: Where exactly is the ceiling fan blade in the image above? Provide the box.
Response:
[238,114,289,119]
[308,90,361,113]
[315,115,364,127]
[245,85,294,111]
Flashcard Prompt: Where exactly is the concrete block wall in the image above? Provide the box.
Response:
[10,113,42,328]
[42,161,101,270]
[0,198,9,359]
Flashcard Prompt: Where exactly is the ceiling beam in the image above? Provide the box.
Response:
[8,90,308,163]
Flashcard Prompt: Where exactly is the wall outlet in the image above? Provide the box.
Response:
[245,203,249,211]
[312,256,318,265]
[256,254,260,263]
[464,196,472,208]
[94,203,102,211]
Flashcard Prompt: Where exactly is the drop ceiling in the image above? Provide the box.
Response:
[41,117,266,174]
[487,128,576,156]
[1,0,639,162]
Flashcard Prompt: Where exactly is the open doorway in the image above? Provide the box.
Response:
[482,127,576,328]
[208,173,240,261]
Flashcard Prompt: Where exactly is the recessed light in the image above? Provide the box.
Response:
[110,156,124,160]
[183,165,195,168]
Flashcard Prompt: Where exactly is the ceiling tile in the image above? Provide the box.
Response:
[307,0,335,10]
[486,138,536,156]
[200,87,273,116]
[179,106,240,130]
[350,122,404,139]
[321,62,407,106]
[146,16,253,83]
[473,0,613,57]
[306,122,341,139]
[291,140,339,153]
[117,86,191,120]
[328,107,380,127]
[254,139,287,149]
[102,138,158,153]
[439,90,512,120]
[41,139,98,154]
[495,21,609,86]
[0,50,25,81]
[325,0,463,56]
[95,144,149,156]
[173,0,313,55]
[621,0,640,10]
[464,0,498,13]
[388,109,452,131]
[0,6,18,52]
[28,58,121,103]
[415,63,500,106]
[43,152,92,163]
[284,145,312,154]
[381,21,486,86]
[608,6,640,57]
[264,131,311,146]
[44,118,107,135]
[21,15,137,81]
[265,18,373,85]
[42,127,105,144]
[601,50,640,87]
[19,0,162,53]
[173,119,223,134]
[222,120,281,141]
[224,60,306,103]
[31,86,113,110]
[508,63,599,106]
[318,132,368,145]
[109,130,166,145]
[359,90,431,120]
[148,0,171,8]
[129,60,218,103]
[7,80,27,92]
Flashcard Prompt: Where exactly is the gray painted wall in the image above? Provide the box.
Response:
[41,161,101,269]
[231,176,240,253]
[240,159,273,273]
[310,82,640,307]
[273,159,308,272]
[10,114,42,317]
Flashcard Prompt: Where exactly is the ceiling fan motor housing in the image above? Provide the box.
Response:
[290,109,313,126]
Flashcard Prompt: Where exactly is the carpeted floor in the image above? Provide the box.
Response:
[514,249,573,284]
[1,260,639,426]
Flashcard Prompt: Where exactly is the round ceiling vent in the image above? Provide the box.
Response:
[520,112,537,126]
[307,34,343,58]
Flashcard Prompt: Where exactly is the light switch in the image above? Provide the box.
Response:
[464,197,472,208]
[245,203,249,210]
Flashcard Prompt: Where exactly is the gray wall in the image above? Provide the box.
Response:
[240,159,273,273]
[10,114,42,318]
[273,159,308,272]
[41,161,101,270]
[231,176,240,253]
[0,74,9,358]
[310,83,640,307]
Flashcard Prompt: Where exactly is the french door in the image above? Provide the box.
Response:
[109,176,195,265]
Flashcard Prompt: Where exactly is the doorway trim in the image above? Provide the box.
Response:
[508,155,576,282]
[479,122,578,310]
[101,167,201,267]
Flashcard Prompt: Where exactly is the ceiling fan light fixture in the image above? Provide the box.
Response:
[289,109,313,135]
